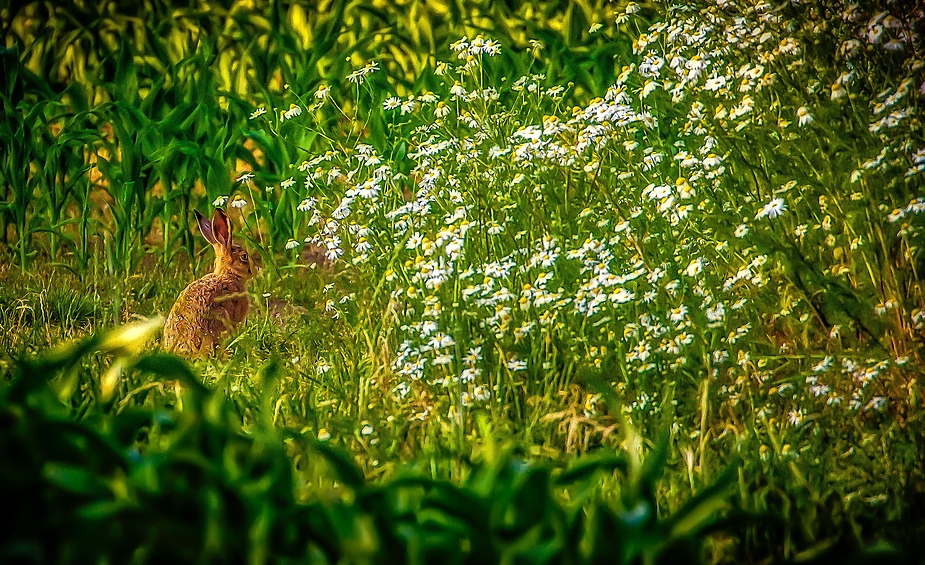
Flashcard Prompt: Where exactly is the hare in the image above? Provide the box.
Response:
[163,208,258,355]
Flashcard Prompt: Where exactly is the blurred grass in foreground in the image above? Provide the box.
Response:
[1,319,748,565]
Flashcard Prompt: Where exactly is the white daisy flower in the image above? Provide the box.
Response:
[756,197,787,219]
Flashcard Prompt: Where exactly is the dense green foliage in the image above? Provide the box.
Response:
[1,321,744,564]
[0,0,635,271]
[2,0,925,563]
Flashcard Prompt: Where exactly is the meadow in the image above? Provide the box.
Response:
[2,0,924,563]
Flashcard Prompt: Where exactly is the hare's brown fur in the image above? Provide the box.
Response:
[163,209,257,355]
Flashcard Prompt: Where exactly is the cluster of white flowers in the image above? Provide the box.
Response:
[243,0,922,448]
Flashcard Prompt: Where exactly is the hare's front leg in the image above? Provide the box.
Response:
[197,335,217,356]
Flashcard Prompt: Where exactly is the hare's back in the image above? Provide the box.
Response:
[174,276,223,314]
[164,278,217,352]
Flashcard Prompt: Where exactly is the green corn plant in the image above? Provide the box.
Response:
[31,84,103,271]
[2,0,652,271]
[0,44,61,269]
[89,39,165,273]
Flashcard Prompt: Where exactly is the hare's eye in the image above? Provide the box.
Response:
[241,253,248,262]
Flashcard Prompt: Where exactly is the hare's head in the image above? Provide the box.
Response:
[196,209,258,280]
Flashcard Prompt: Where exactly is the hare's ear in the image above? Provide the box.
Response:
[212,208,232,248]
[196,210,217,244]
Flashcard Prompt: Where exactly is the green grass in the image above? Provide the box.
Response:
[1,322,753,564]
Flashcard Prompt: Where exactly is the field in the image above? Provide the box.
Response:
[2,0,925,563]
